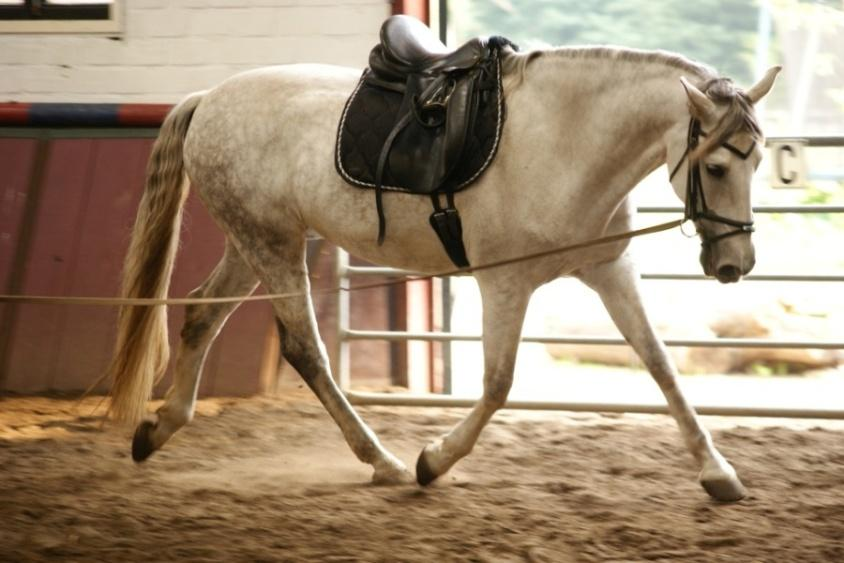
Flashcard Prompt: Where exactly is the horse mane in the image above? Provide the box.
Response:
[502,47,761,158]
[544,46,713,77]
[502,45,713,86]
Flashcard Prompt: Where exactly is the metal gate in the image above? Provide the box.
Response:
[335,137,844,419]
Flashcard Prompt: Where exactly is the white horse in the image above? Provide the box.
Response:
[106,35,779,501]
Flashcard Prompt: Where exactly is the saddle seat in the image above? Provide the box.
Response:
[373,15,487,78]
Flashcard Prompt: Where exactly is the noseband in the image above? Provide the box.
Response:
[668,118,756,245]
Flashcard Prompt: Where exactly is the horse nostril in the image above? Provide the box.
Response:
[716,265,741,282]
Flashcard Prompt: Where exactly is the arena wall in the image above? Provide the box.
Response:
[0,1,405,396]
[0,0,390,103]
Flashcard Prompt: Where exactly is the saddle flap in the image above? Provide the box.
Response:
[334,18,515,266]
[337,55,503,196]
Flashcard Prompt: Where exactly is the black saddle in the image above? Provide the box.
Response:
[335,15,516,267]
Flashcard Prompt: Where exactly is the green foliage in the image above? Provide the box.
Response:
[801,184,835,205]
[799,181,844,227]
[749,362,791,376]
[454,0,760,83]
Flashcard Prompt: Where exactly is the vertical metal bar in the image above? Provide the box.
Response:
[334,247,351,389]
[387,282,408,387]
[790,7,820,131]
[441,276,452,394]
[438,0,447,43]
[754,0,772,119]
[437,0,451,395]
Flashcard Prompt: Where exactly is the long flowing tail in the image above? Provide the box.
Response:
[107,92,204,425]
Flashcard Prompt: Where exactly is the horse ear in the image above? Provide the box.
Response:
[680,76,716,121]
[745,66,782,104]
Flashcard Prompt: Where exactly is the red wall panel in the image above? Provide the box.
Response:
[0,138,37,290]
[53,139,153,391]
[0,136,273,396]
[4,139,97,392]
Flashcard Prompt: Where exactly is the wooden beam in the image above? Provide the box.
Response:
[388,0,435,393]
[391,0,429,23]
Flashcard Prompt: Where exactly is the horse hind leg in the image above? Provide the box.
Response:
[133,241,258,462]
[576,253,746,502]
[235,232,412,485]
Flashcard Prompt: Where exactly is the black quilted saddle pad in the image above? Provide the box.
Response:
[335,65,504,195]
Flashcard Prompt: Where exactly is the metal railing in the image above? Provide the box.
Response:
[335,137,844,418]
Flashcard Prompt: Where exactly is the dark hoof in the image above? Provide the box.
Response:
[701,477,747,502]
[131,420,157,463]
[415,449,438,487]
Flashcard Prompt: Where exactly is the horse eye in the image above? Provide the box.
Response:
[706,164,726,178]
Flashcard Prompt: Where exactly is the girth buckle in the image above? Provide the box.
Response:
[429,194,470,268]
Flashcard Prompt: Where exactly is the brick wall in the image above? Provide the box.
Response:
[0,0,390,103]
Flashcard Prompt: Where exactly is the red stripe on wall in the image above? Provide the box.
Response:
[0,103,32,125]
[117,104,173,127]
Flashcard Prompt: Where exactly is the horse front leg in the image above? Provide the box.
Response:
[577,253,746,502]
[416,276,532,485]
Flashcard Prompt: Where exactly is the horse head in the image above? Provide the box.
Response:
[667,66,780,283]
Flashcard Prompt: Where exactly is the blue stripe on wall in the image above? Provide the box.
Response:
[28,103,121,127]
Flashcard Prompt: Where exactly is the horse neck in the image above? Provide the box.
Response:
[506,50,708,222]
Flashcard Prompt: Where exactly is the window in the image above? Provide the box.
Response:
[446,0,844,137]
[0,0,121,34]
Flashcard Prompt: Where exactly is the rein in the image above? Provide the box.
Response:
[2,118,757,309]
[0,219,681,307]
[668,118,756,245]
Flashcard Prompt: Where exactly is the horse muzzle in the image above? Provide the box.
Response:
[700,239,755,284]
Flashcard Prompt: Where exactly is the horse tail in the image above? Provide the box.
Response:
[107,92,204,426]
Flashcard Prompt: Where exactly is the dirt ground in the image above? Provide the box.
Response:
[2,388,844,563]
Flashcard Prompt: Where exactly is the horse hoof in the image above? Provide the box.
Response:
[415,449,439,487]
[701,475,747,502]
[372,466,414,486]
[131,420,157,463]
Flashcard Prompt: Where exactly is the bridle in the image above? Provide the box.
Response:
[668,117,756,245]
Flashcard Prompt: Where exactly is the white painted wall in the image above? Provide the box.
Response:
[0,0,391,103]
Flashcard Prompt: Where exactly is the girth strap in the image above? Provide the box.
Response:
[429,192,470,268]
